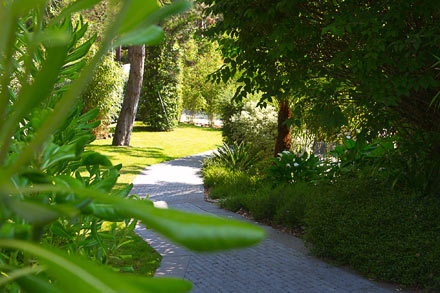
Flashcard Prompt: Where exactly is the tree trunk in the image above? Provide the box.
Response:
[115,46,121,62]
[274,99,291,156]
[112,45,145,146]
[208,112,214,126]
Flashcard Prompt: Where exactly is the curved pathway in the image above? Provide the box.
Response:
[133,151,395,293]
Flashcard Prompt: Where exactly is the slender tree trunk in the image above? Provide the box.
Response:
[274,99,291,156]
[112,45,145,146]
[115,46,121,62]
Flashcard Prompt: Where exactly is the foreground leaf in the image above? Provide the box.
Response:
[0,239,191,293]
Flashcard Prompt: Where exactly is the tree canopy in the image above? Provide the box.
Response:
[200,0,440,144]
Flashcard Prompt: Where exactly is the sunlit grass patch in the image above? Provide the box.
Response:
[89,122,222,186]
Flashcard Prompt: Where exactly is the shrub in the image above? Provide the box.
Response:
[202,165,259,200]
[222,100,278,158]
[266,150,329,184]
[209,142,262,172]
[82,51,126,135]
[137,37,181,131]
[203,163,310,228]
[272,183,310,228]
[305,178,440,289]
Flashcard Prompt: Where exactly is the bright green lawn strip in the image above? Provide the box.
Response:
[89,122,222,187]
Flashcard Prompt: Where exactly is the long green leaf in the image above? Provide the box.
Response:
[5,185,266,252]
[113,25,164,48]
[0,266,46,287]
[0,39,69,163]
[118,0,159,34]
[0,239,192,293]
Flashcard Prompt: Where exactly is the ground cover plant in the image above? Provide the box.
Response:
[90,122,222,186]
[203,138,440,289]
[0,1,265,291]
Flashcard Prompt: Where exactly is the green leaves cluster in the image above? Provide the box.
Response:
[199,0,440,143]
[138,31,182,131]
[82,52,126,134]
[178,37,225,124]
[205,142,262,173]
[0,0,265,291]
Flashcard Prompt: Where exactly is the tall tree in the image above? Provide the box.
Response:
[198,0,296,155]
[199,0,440,152]
[112,45,145,146]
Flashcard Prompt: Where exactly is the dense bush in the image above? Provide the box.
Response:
[137,36,181,131]
[222,100,278,158]
[266,151,328,184]
[203,164,309,227]
[202,166,259,200]
[82,52,126,135]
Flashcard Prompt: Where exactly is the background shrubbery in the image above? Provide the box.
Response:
[221,100,277,158]
[137,36,181,131]
[81,52,126,136]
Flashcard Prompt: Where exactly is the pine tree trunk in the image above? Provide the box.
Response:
[274,99,292,156]
[112,45,145,146]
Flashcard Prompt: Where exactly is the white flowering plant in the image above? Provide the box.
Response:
[226,101,278,157]
[266,151,330,184]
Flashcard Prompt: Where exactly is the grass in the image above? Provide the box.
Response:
[89,122,222,186]
[105,230,161,276]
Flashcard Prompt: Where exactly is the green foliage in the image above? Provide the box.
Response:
[203,164,310,227]
[200,0,440,149]
[202,166,259,200]
[305,178,440,289]
[178,37,225,123]
[205,142,262,172]
[138,3,218,131]
[203,162,440,289]
[0,1,265,291]
[138,34,181,131]
[82,51,126,134]
[222,100,278,158]
[371,134,440,197]
[266,151,328,184]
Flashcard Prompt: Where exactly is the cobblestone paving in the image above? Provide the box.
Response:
[133,151,395,293]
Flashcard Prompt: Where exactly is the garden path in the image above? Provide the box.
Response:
[133,151,395,293]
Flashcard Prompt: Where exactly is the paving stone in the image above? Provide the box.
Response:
[133,151,396,293]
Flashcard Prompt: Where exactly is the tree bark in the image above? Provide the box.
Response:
[115,46,121,62]
[112,45,145,146]
[274,99,292,156]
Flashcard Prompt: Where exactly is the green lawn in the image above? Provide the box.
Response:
[89,122,222,186]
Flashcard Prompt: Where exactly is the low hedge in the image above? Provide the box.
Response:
[305,178,440,289]
[203,164,440,289]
